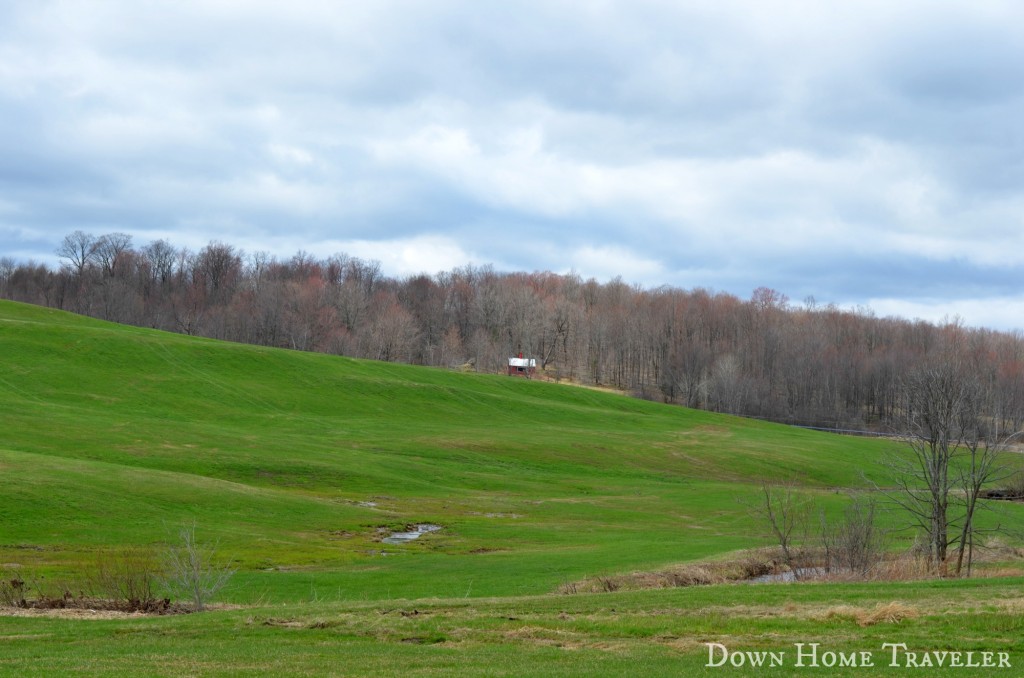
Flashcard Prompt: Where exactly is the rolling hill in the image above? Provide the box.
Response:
[0,298,913,600]
[6,299,1024,676]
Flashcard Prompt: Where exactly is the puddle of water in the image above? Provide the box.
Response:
[749,567,826,583]
[381,524,442,545]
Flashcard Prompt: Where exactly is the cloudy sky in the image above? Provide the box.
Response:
[2,1,1023,330]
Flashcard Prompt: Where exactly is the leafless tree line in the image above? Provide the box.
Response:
[3,230,1024,433]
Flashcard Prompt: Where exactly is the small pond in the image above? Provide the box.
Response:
[381,524,442,545]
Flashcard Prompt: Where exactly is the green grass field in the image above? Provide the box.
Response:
[2,299,1023,676]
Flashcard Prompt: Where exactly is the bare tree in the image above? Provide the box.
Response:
[283,277,337,352]
[143,239,178,287]
[93,232,133,276]
[882,344,1019,576]
[884,358,973,571]
[161,524,234,611]
[708,354,746,414]
[364,292,419,362]
[752,481,811,578]
[55,230,99,277]
[193,241,242,302]
[439,324,466,367]
[953,421,1019,576]
[0,257,14,297]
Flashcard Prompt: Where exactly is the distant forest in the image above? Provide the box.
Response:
[4,231,1024,433]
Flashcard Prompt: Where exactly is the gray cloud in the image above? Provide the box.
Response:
[1,0,1023,329]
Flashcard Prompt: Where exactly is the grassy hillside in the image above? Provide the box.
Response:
[5,299,1024,676]
[0,299,922,600]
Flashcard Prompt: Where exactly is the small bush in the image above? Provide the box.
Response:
[820,494,884,577]
[556,581,579,595]
[737,553,779,579]
[2,557,176,613]
[161,524,235,611]
[664,566,720,587]
[1005,472,1024,500]
[91,548,164,610]
[0,570,27,608]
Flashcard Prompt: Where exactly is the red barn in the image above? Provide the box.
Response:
[507,355,536,378]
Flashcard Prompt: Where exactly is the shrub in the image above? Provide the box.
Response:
[161,524,235,611]
[0,569,27,608]
[820,494,884,577]
[90,548,167,611]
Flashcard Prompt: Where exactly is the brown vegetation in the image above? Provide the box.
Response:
[557,542,1024,595]
[1,561,185,615]
[820,602,920,627]
[556,550,784,593]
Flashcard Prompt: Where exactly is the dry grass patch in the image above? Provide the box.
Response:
[0,606,156,620]
[503,625,588,649]
[660,636,709,653]
[504,625,583,641]
[978,566,1024,578]
[970,537,1024,563]
[820,602,920,627]
[992,597,1024,614]
[557,550,781,594]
